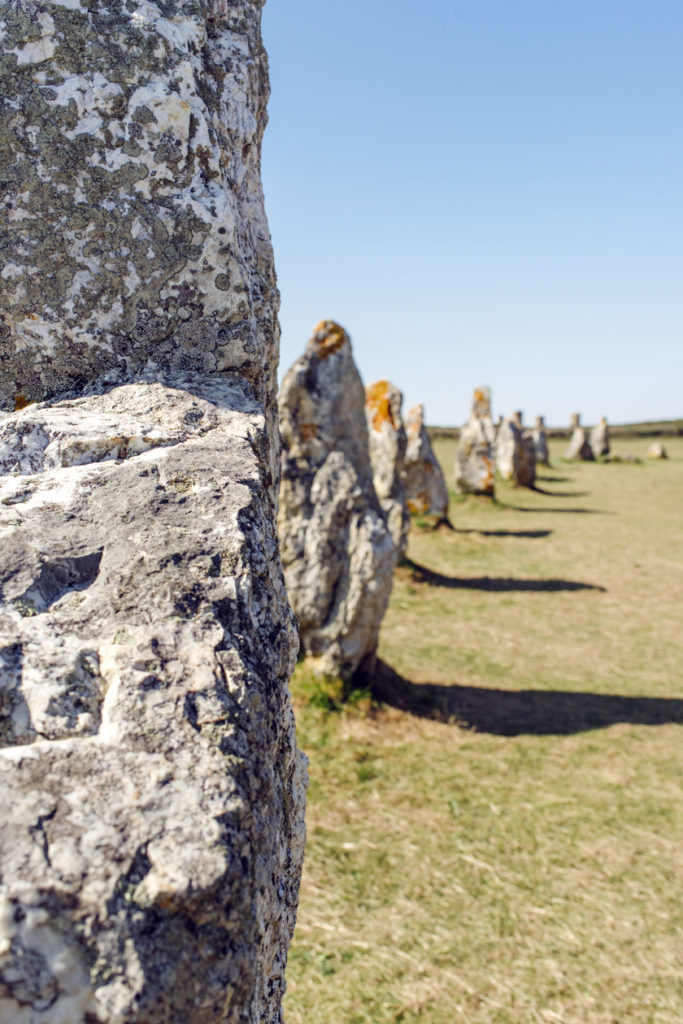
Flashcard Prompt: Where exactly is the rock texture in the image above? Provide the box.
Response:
[279,322,397,681]
[565,413,594,461]
[403,404,449,523]
[0,5,306,1023]
[590,417,610,457]
[532,415,550,466]
[0,0,281,477]
[365,381,410,557]
[495,415,536,487]
[0,378,306,1024]
[454,387,496,496]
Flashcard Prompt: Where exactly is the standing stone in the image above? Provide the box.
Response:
[565,413,595,460]
[590,417,611,457]
[0,6,306,1024]
[495,414,536,487]
[454,387,496,495]
[648,442,668,459]
[279,322,397,681]
[533,415,550,466]
[365,380,411,557]
[402,404,449,524]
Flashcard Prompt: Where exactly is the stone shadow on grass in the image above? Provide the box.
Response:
[530,487,588,498]
[503,504,608,514]
[456,528,553,539]
[402,559,605,593]
[363,661,683,736]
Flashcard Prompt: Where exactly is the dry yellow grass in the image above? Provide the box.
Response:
[285,436,683,1023]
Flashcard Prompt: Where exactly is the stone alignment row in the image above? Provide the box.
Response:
[278,321,449,681]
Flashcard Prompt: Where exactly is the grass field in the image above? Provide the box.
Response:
[284,436,683,1024]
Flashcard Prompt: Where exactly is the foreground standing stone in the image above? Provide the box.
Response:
[565,413,595,461]
[279,323,397,680]
[454,387,496,495]
[0,4,306,1022]
[590,417,611,457]
[532,415,550,466]
[402,404,449,524]
[495,414,536,487]
[0,379,306,1024]
[365,381,411,557]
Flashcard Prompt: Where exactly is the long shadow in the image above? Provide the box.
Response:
[364,662,683,736]
[505,505,607,514]
[536,475,571,483]
[403,559,605,593]
[456,528,552,539]
[531,487,588,498]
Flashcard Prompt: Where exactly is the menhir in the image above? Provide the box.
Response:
[590,417,610,457]
[0,4,307,1022]
[496,411,536,487]
[402,404,449,524]
[565,413,595,460]
[454,387,496,495]
[279,322,397,681]
[532,415,550,466]
[365,380,411,558]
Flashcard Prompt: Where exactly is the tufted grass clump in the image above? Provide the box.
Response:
[286,435,683,1024]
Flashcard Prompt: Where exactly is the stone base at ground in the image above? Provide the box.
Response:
[0,375,307,1024]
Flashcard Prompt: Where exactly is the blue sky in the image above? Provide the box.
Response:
[261,0,682,427]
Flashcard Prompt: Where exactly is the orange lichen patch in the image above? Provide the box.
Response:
[365,379,394,432]
[311,320,347,359]
[13,394,33,411]
[299,422,318,442]
[406,493,429,515]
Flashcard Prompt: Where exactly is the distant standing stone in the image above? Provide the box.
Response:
[279,322,397,680]
[590,417,611,457]
[403,404,450,523]
[533,415,550,466]
[365,380,411,557]
[648,442,668,459]
[454,387,496,495]
[566,413,595,460]
[496,414,536,487]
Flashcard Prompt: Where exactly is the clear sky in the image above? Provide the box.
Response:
[261,0,683,428]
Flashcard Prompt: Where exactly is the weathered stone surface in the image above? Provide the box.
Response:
[0,0,281,477]
[648,442,668,459]
[0,4,307,1022]
[365,381,410,557]
[565,413,594,461]
[402,404,449,523]
[454,387,496,496]
[495,415,536,487]
[0,377,307,1024]
[532,415,550,466]
[279,322,397,680]
[590,417,610,457]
